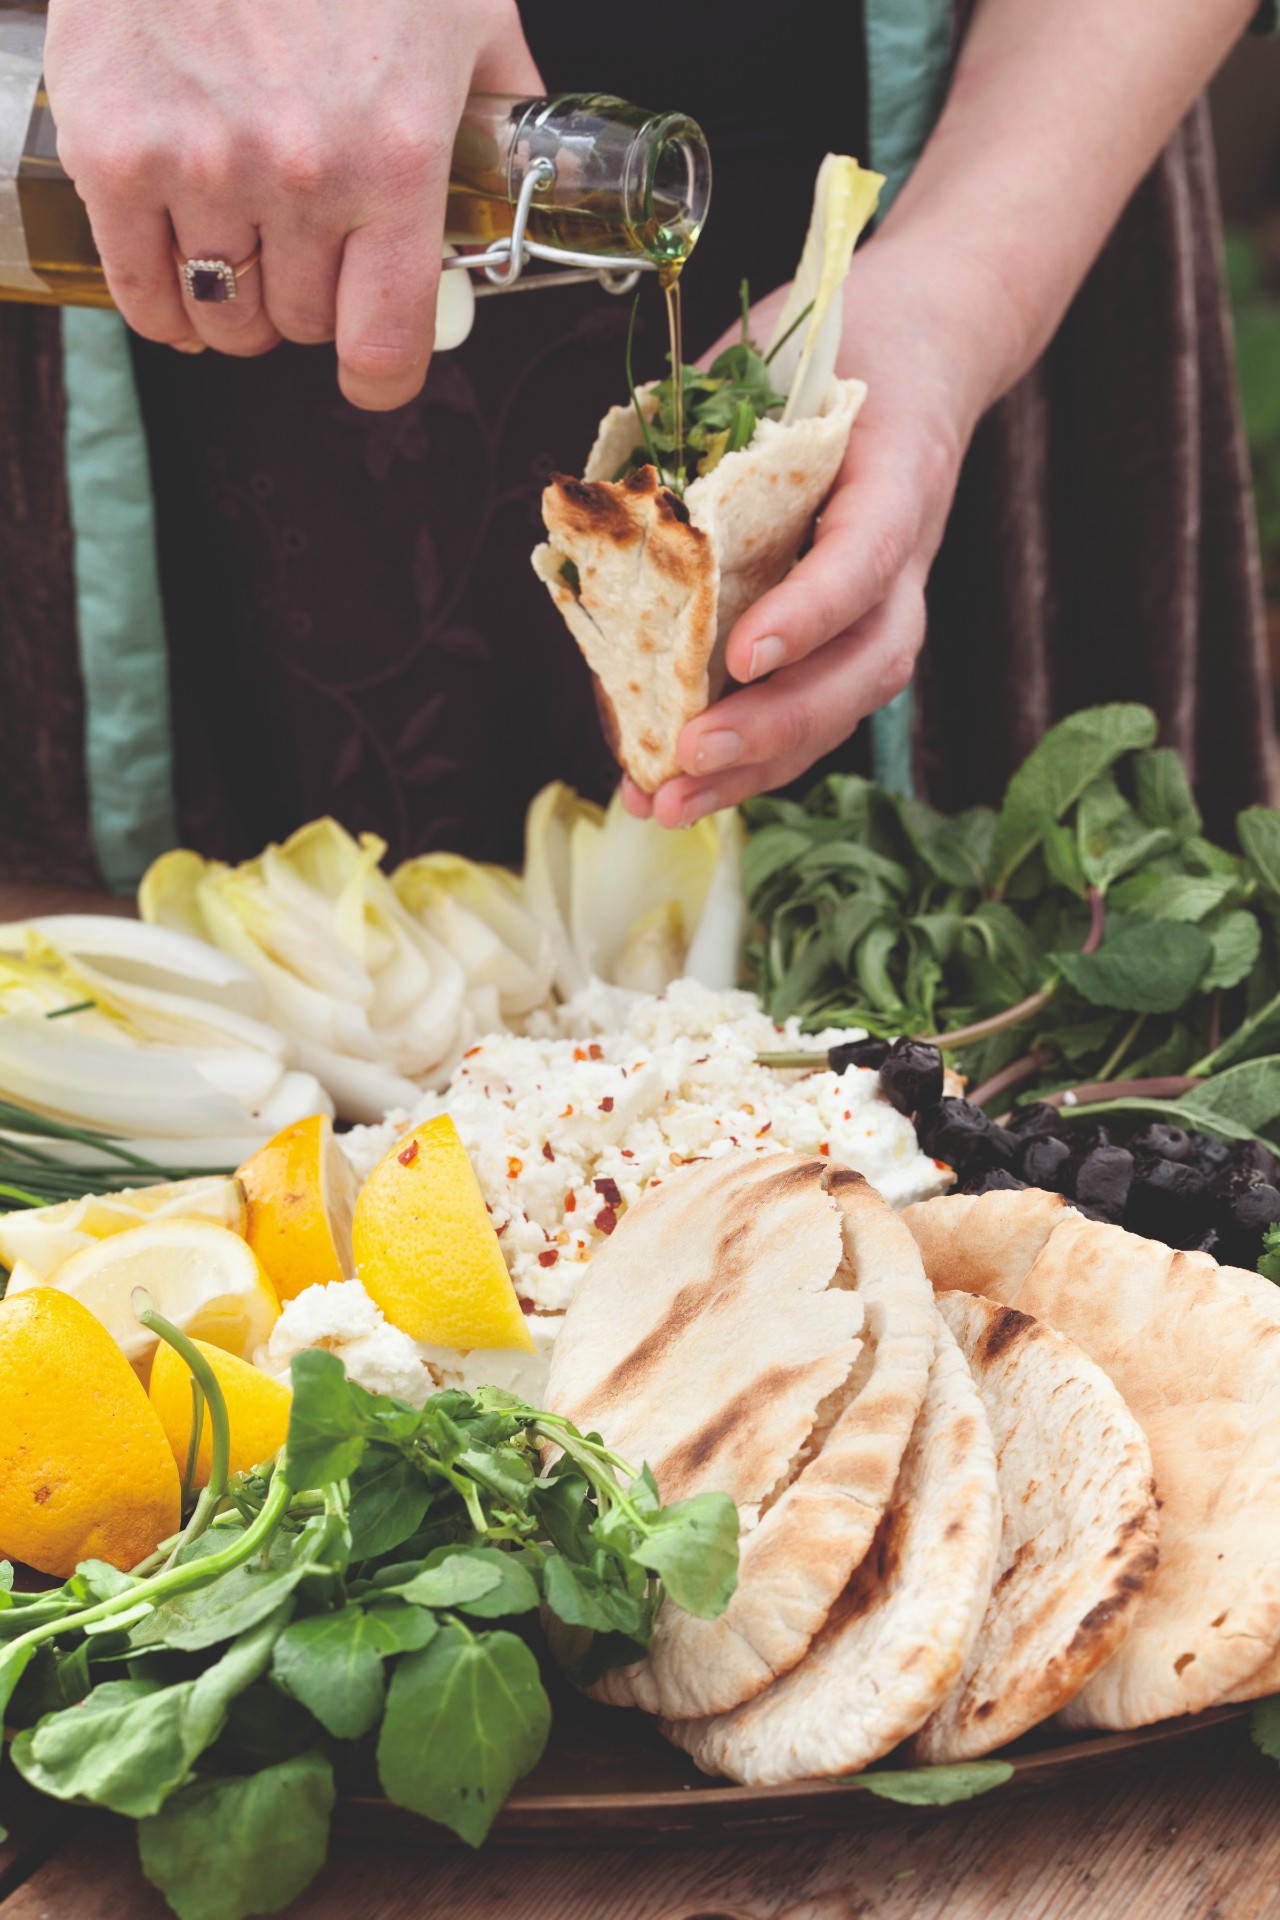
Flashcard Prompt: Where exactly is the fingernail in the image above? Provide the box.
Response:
[171,340,208,355]
[693,730,743,775]
[681,790,721,828]
[748,635,787,680]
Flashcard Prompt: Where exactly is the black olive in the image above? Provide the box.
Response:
[1230,1139,1280,1185]
[828,1037,890,1074]
[1188,1131,1233,1178]
[1125,1155,1210,1246]
[1129,1123,1192,1163]
[1208,1164,1264,1203]
[1005,1102,1069,1143]
[1018,1135,1072,1191]
[876,1038,945,1116]
[915,1098,998,1176]
[960,1168,1028,1195]
[1074,1145,1135,1223]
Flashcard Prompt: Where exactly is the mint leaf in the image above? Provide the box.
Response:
[1133,747,1201,841]
[284,1349,371,1488]
[377,1625,551,1847]
[271,1603,436,1740]
[1180,1057,1280,1136]
[1201,910,1263,992]
[138,1751,334,1920]
[1052,920,1212,1013]
[1076,776,1175,893]
[896,798,997,890]
[990,705,1157,890]
[849,1760,1014,1805]
[1238,808,1280,898]
[637,1492,740,1618]
[1194,991,1280,1075]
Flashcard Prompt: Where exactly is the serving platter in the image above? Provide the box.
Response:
[335,1660,1251,1848]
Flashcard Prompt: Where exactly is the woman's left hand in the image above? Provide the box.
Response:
[621,237,995,828]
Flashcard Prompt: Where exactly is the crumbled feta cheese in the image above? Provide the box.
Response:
[257,1280,438,1407]
[343,979,948,1331]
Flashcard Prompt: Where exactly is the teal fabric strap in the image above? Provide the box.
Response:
[61,308,178,892]
[863,0,956,796]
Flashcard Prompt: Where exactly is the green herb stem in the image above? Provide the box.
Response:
[917,981,1059,1052]
[968,1045,1057,1112]
[1095,1013,1146,1088]
[133,1291,232,1563]
[1043,1073,1204,1112]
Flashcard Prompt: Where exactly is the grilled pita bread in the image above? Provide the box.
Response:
[664,1314,1000,1784]
[543,1150,935,1720]
[902,1192,1280,1726]
[531,377,864,792]
[912,1290,1158,1762]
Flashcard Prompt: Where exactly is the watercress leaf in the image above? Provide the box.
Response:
[1051,920,1212,1013]
[1238,808,1280,898]
[989,704,1157,889]
[347,1449,432,1560]
[540,1554,649,1639]
[387,1551,505,1610]
[362,1600,440,1652]
[849,1760,1014,1804]
[214,1682,319,1770]
[377,1625,551,1847]
[67,1560,137,1605]
[271,1605,407,1739]
[132,1531,317,1653]
[636,1492,739,1618]
[285,1349,371,1489]
[456,1441,535,1507]
[446,1549,541,1620]
[1201,909,1263,992]
[1131,745,1201,839]
[137,1751,335,1920]
[0,1644,38,1723]
[532,1470,595,1561]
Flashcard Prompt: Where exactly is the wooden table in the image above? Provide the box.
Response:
[3,882,1280,1918]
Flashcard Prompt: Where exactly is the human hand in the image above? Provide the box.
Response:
[621,237,1001,828]
[44,0,541,407]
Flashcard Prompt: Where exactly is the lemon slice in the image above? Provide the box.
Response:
[0,1287,180,1576]
[0,1174,247,1283]
[6,1220,279,1374]
[149,1336,292,1487]
[353,1114,534,1352]
[237,1114,358,1303]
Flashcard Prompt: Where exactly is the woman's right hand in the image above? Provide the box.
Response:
[44,0,542,407]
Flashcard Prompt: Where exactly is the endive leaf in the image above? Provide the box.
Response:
[767,155,883,424]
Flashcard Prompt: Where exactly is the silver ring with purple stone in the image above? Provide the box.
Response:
[173,242,262,305]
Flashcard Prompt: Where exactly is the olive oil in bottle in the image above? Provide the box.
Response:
[0,6,711,311]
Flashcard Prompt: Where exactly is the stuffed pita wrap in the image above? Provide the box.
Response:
[542,1150,935,1720]
[532,156,881,791]
[664,1312,1001,1784]
[903,1191,1280,1726]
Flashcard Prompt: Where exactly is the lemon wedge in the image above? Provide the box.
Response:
[0,1174,247,1283]
[6,1219,279,1374]
[237,1114,358,1303]
[149,1336,292,1487]
[353,1114,534,1352]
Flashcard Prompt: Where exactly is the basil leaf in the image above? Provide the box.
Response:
[138,1751,334,1920]
[1051,921,1212,1013]
[377,1625,550,1847]
[989,704,1157,890]
[637,1492,740,1618]
[846,1760,1014,1804]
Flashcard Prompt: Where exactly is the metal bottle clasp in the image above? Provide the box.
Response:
[440,156,646,298]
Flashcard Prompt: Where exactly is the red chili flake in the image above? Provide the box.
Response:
[934,1158,952,1173]
[594,1176,622,1207]
[695,1055,709,1065]
[818,1141,830,1156]
[397,1140,419,1166]
[507,1156,523,1179]
[495,1222,507,1236]
[594,1205,618,1235]
[599,1096,614,1113]
[519,1295,536,1314]
[542,1142,555,1162]
[756,1121,772,1136]
[573,1046,587,1062]
[588,1043,603,1061]
[621,1148,635,1159]
[632,1062,645,1073]
[464,1046,482,1059]
[561,1103,574,1118]
[565,1191,577,1212]
[538,1249,559,1268]
[843,1111,852,1121]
